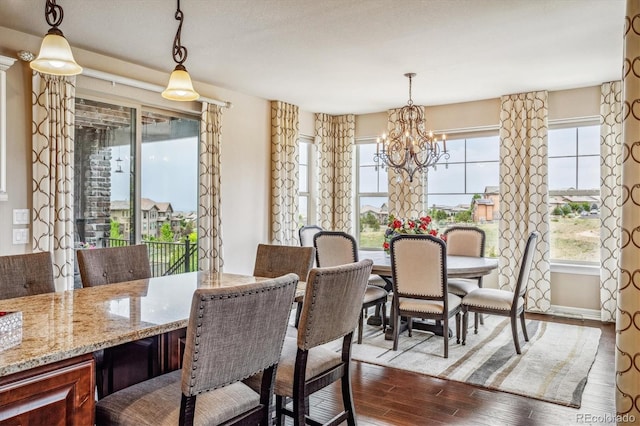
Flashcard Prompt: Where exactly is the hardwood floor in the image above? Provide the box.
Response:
[300,314,616,426]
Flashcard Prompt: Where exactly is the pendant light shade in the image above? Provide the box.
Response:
[162,64,199,101]
[30,1,82,76]
[162,0,199,102]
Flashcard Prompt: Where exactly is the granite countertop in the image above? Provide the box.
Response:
[0,272,304,377]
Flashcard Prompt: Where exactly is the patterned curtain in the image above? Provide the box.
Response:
[32,72,76,291]
[198,102,224,272]
[616,0,640,419]
[498,91,550,312]
[386,107,427,218]
[599,81,622,323]
[271,101,299,245]
[314,113,354,232]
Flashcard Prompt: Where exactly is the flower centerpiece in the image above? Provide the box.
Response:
[382,214,445,254]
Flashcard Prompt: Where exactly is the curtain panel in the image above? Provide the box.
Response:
[616,0,640,420]
[198,103,224,272]
[497,91,551,313]
[386,107,427,219]
[271,101,300,245]
[31,72,76,291]
[599,81,622,323]
[314,113,354,233]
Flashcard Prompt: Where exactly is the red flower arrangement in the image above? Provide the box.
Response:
[383,214,445,254]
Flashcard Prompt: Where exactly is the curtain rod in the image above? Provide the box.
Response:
[82,67,232,108]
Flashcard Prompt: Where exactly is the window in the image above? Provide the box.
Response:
[356,133,500,255]
[426,134,500,257]
[356,140,388,249]
[548,124,600,263]
[298,137,311,226]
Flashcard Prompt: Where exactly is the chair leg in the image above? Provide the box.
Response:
[462,310,468,345]
[340,364,357,426]
[455,312,461,344]
[293,391,306,426]
[443,317,449,358]
[407,316,413,337]
[520,311,529,342]
[275,395,285,426]
[380,301,387,332]
[358,309,364,344]
[511,315,522,355]
[294,301,302,328]
[474,312,479,333]
[393,314,400,351]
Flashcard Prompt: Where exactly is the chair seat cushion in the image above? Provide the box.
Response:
[274,336,342,397]
[363,285,388,304]
[367,275,387,288]
[95,370,260,426]
[447,278,480,296]
[462,288,523,311]
[398,293,461,314]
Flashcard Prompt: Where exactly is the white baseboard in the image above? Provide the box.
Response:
[542,305,602,322]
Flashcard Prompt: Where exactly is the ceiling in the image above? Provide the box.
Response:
[0,0,626,115]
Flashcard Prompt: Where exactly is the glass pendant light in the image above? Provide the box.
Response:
[162,0,199,101]
[30,0,82,76]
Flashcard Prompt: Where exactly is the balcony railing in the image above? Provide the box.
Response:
[103,238,197,277]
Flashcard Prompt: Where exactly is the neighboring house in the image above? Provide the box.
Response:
[110,198,174,240]
[360,204,389,225]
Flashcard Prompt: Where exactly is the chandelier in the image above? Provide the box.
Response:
[30,0,82,76]
[162,0,199,101]
[374,73,448,183]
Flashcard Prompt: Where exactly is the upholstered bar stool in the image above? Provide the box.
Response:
[95,274,298,426]
[77,244,157,399]
[0,252,55,299]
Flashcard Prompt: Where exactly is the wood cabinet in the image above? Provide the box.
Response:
[0,354,94,426]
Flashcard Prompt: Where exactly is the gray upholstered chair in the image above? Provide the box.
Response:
[76,244,152,287]
[0,252,55,299]
[253,243,315,329]
[95,274,299,426]
[461,232,539,355]
[443,226,486,329]
[77,244,155,399]
[273,259,373,426]
[390,234,461,358]
[298,224,323,248]
[313,231,388,344]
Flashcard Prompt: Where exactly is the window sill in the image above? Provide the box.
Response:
[550,262,599,276]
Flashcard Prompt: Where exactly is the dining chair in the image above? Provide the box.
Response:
[314,231,388,344]
[390,234,461,358]
[461,231,539,354]
[273,259,373,426]
[76,244,157,399]
[95,274,298,426]
[0,252,55,299]
[443,226,486,329]
[298,224,323,247]
[253,243,315,328]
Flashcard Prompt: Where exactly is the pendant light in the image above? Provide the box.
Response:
[162,0,199,101]
[30,0,82,76]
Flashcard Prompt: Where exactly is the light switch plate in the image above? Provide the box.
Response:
[12,229,29,245]
[12,209,30,225]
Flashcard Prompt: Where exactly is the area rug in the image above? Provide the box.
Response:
[340,316,601,408]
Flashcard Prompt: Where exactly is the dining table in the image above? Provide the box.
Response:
[0,271,305,425]
[358,250,499,340]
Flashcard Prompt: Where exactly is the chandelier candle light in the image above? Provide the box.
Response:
[374,73,449,182]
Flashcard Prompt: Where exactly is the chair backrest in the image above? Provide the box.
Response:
[313,231,358,267]
[297,259,373,350]
[0,252,55,299]
[77,245,151,287]
[512,232,539,307]
[253,244,315,282]
[390,234,447,299]
[299,225,323,247]
[180,274,298,396]
[444,226,485,258]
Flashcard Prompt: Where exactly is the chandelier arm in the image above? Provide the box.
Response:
[44,0,63,28]
[172,0,188,66]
